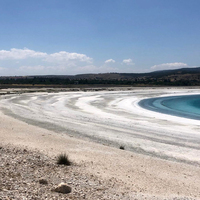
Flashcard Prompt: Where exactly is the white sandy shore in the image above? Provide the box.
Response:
[1,87,200,199]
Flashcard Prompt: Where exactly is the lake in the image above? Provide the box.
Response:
[139,94,200,120]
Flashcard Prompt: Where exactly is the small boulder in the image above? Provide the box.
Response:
[54,182,72,194]
[39,178,48,185]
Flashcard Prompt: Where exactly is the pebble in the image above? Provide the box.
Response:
[54,182,72,194]
[39,178,48,185]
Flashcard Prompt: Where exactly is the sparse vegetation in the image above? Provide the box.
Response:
[57,153,71,166]
[119,145,125,150]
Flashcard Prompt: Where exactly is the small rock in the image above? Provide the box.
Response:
[39,178,48,185]
[54,182,72,194]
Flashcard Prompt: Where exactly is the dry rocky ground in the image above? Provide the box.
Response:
[1,144,198,200]
[0,144,136,200]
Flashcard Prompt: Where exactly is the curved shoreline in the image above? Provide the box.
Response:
[0,88,200,166]
[138,94,200,121]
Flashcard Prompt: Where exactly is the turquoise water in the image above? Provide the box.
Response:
[138,94,200,120]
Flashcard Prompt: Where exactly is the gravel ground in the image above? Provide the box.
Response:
[1,144,198,200]
[0,144,137,200]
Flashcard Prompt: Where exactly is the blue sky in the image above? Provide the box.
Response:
[0,0,200,75]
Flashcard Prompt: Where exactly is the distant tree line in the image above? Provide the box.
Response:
[0,76,200,87]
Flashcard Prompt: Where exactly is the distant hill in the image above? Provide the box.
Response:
[1,67,200,87]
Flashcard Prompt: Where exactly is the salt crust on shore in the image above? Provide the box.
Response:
[0,87,200,199]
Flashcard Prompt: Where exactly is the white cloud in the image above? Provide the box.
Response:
[122,59,134,65]
[151,62,188,70]
[0,48,92,64]
[0,48,94,75]
[0,48,140,75]
[105,59,115,63]
[0,48,47,60]
[45,51,92,63]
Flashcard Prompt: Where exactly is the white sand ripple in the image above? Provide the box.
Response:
[1,88,200,165]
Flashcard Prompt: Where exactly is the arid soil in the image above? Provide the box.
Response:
[1,145,136,200]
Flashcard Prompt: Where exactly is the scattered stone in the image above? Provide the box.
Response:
[54,182,72,194]
[39,178,48,185]
[1,143,192,199]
